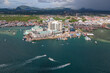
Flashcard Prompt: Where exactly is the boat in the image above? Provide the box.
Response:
[57,38,60,40]
[85,36,91,41]
[8,29,11,32]
[13,32,16,35]
[95,41,97,44]
[41,45,44,47]
[87,33,94,36]
[20,29,22,31]
[32,42,36,44]
[57,38,68,41]
[48,57,56,62]
[64,38,68,40]
[22,38,26,41]
[4,39,7,42]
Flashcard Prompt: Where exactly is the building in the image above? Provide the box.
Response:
[48,21,63,32]
[24,25,52,38]
[31,26,43,32]
[24,26,43,35]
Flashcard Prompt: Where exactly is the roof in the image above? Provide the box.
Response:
[32,26,43,30]
[39,31,51,34]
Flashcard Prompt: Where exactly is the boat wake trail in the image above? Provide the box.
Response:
[0,64,10,68]
[43,63,71,70]
[0,55,47,72]
[22,55,47,66]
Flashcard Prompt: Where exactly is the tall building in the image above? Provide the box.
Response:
[48,21,62,32]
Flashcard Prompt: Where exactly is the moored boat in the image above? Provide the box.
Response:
[85,36,91,41]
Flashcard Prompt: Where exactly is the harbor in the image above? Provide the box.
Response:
[23,26,92,41]
[0,26,110,73]
[0,1,110,73]
[23,18,95,42]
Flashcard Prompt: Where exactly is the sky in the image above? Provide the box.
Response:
[0,0,110,10]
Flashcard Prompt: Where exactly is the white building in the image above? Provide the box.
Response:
[31,26,43,32]
[48,21,63,32]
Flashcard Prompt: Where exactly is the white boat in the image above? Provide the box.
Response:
[32,42,36,44]
[41,45,44,47]
[13,32,16,35]
[85,36,91,41]
[95,41,97,44]
[87,33,94,36]
[48,57,56,62]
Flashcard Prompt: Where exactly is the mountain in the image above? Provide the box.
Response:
[0,5,110,15]
[79,8,95,11]
[16,5,40,10]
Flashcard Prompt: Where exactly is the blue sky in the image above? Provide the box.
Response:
[0,0,110,10]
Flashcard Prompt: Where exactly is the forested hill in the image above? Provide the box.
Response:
[0,5,110,15]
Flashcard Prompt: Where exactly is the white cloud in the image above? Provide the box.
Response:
[0,0,110,10]
[4,0,10,5]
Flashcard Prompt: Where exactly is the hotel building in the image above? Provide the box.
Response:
[48,21,63,32]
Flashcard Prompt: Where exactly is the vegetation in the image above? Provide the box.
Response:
[69,18,78,22]
[66,17,70,19]
[82,17,87,22]
[0,15,39,21]
[53,17,66,21]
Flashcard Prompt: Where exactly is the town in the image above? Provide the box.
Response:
[0,15,110,41]
[0,1,110,73]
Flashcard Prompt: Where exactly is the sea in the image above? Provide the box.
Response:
[0,27,110,73]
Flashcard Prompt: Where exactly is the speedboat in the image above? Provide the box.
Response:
[48,57,56,62]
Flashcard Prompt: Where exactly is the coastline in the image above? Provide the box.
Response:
[0,25,110,43]
[96,38,110,43]
[0,30,17,36]
[24,32,71,41]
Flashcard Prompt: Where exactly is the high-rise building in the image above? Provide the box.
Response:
[48,21,62,32]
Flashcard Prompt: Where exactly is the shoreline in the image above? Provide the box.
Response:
[24,32,71,41]
[0,26,110,43]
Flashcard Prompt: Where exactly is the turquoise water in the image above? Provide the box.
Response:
[92,29,110,42]
[0,27,110,73]
[107,24,110,28]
